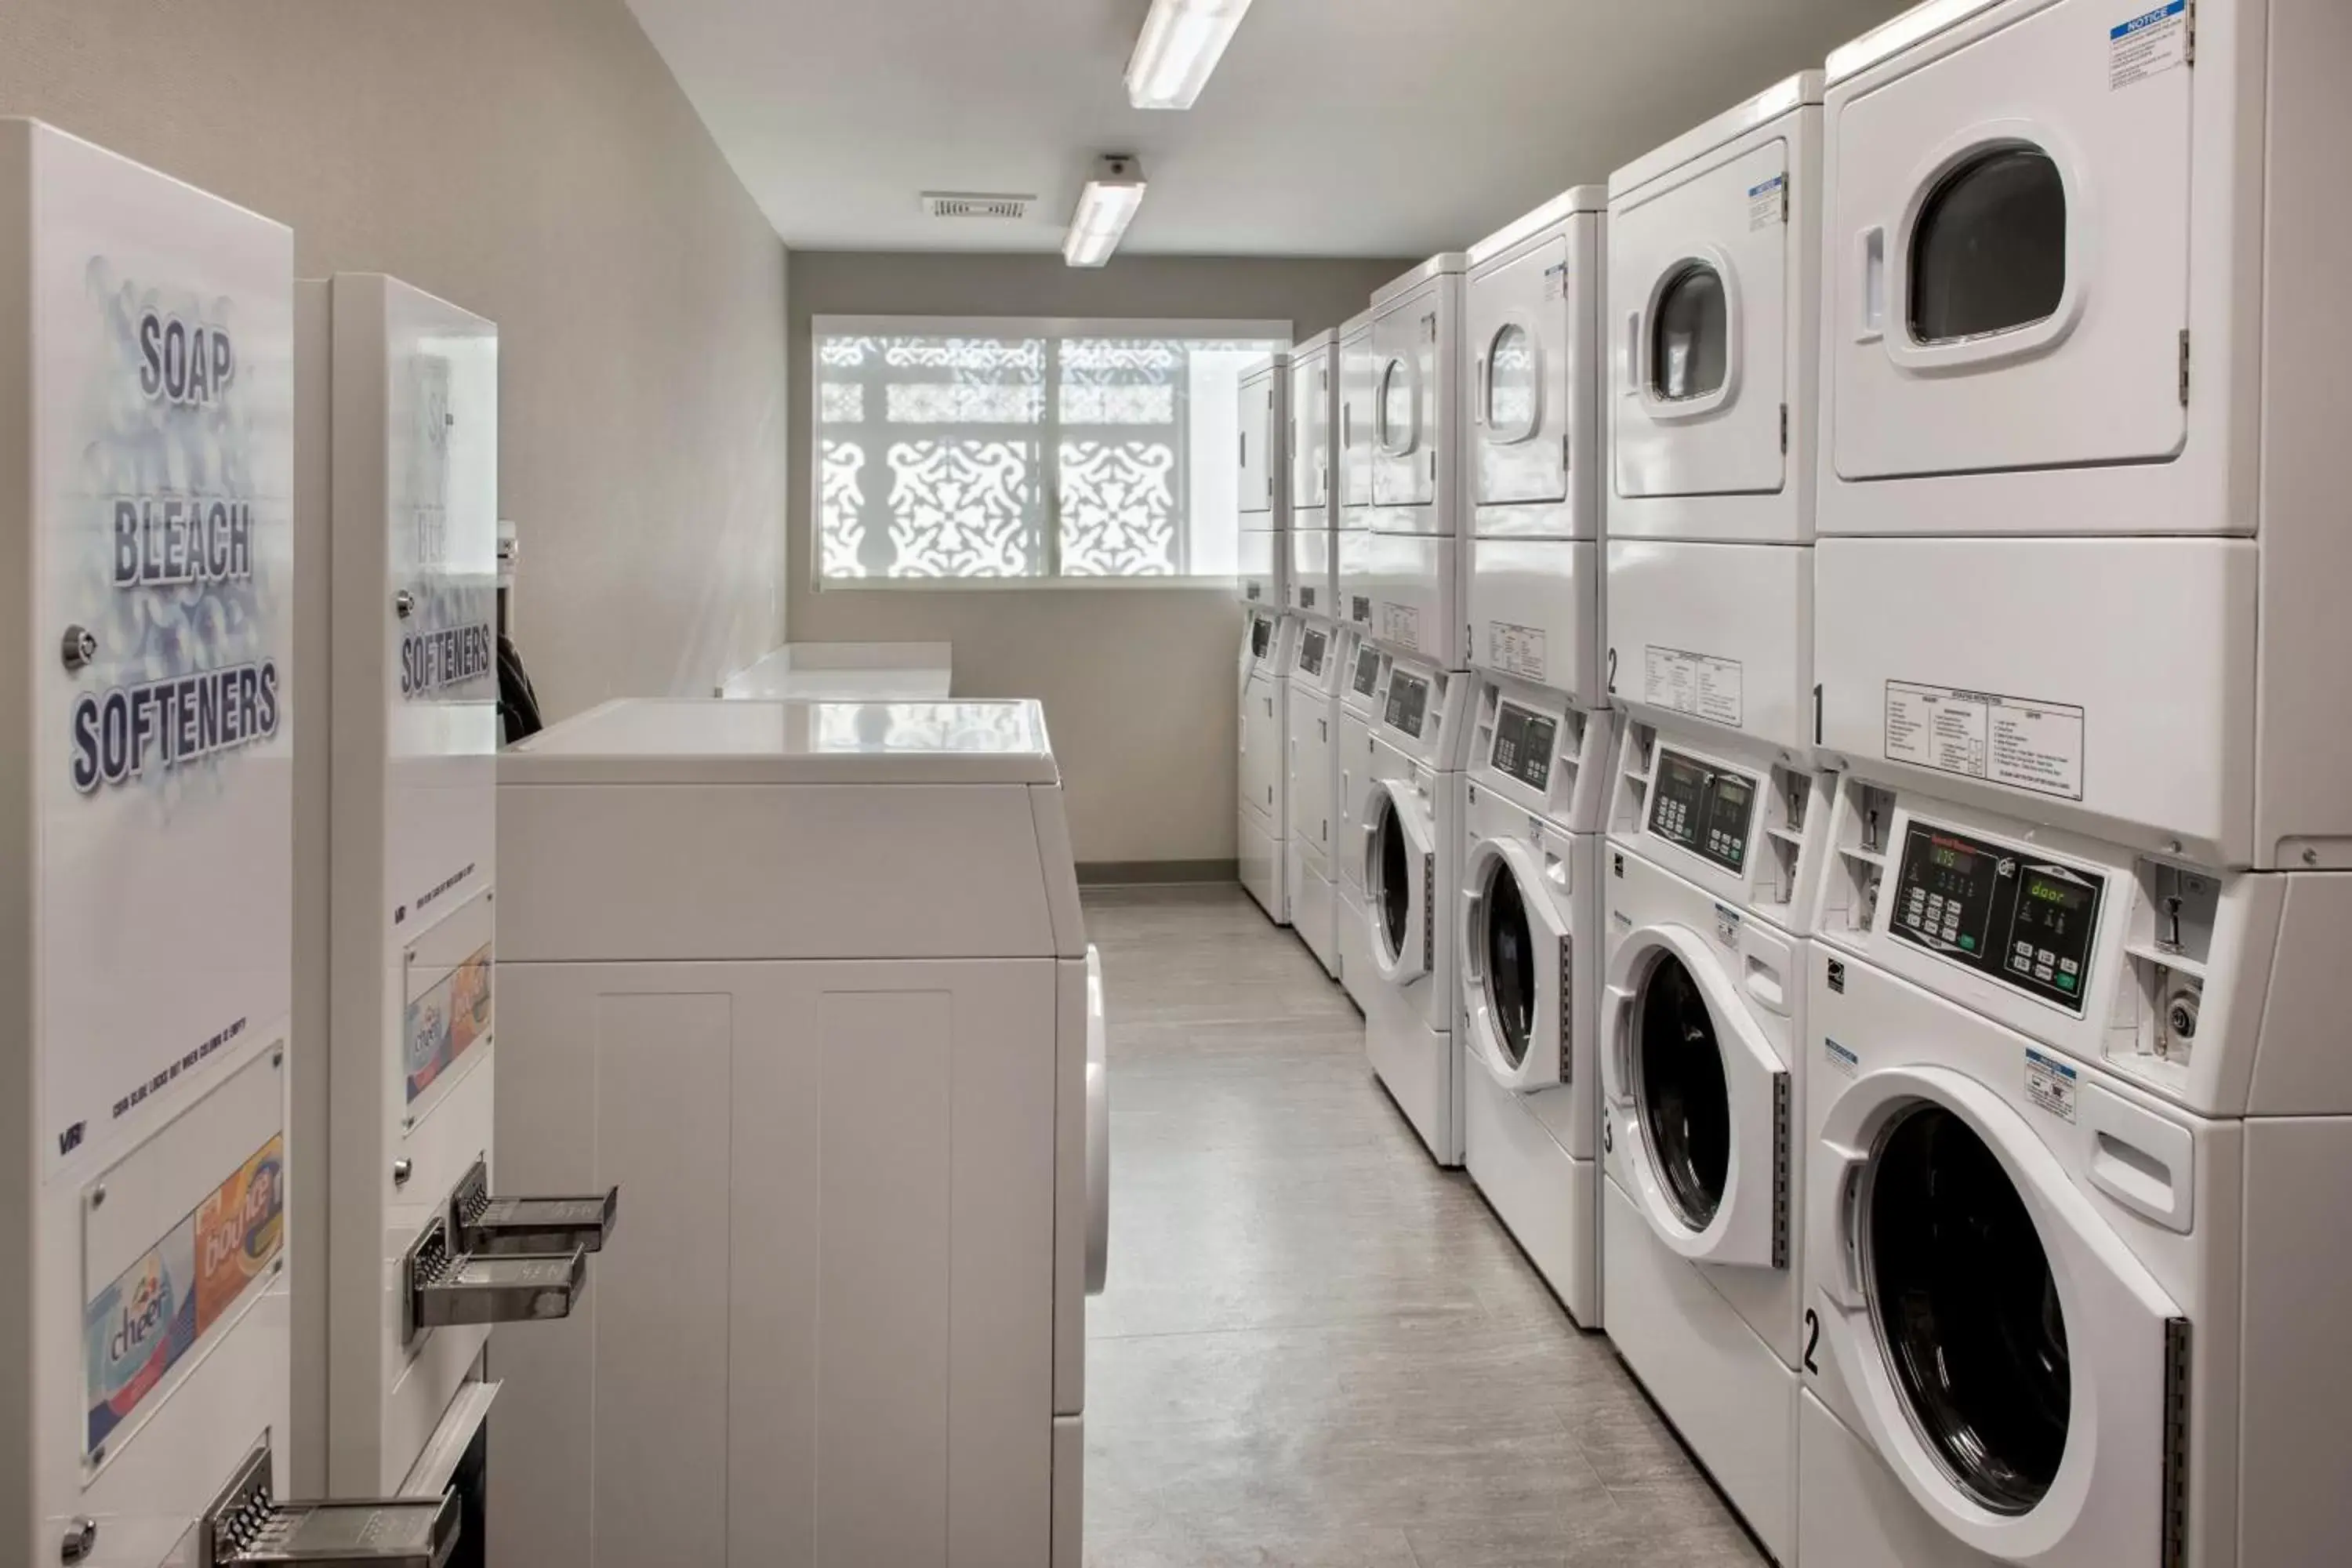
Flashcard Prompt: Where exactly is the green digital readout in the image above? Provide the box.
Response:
[2026,876,2088,909]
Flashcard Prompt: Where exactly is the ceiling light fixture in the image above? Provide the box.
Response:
[1064,155,1147,268]
[1125,0,1258,111]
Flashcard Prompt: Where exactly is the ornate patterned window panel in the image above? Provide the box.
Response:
[816,320,1287,583]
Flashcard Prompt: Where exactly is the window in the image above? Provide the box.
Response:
[1652,264,1728,401]
[816,318,1288,584]
[1485,323,1540,442]
[1909,147,2067,345]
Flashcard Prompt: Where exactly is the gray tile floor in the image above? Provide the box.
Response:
[1082,885,1769,1568]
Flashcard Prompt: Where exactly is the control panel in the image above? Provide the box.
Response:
[1352,644,1382,699]
[1299,626,1327,677]
[1385,670,1430,739]
[1491,702,1556,795]
[1889,823,2103,1013]
[1647,749,1755,875]
[1250,616,1272,660]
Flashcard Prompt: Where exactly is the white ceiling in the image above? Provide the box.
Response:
[626,0,1911,258]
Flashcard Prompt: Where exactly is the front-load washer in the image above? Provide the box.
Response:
[1285,620,1343,978]
[1240,608,1294,925]
[1360,654,1473,1164]
[1334,310,1379,638]
[1356,256,1468,668]
[1288,330,1340,622]
[1236,350,1290,614]
[1813,0,2352,873]
[1335,629,1388,1012]
[1465,187,1607,710]
[1795,767,2352,1566]
[1457,675,1617,1324]
[1601,723,1837,1563]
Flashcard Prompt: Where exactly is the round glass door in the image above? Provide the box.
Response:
[1374,797,1411,961]
[1481,862,1537,1067]
[1652,263,1729,402]
[1486,324,1540,442]
[1632,952,1731,1229]
[1864,1103,2071,1515]
[1377,358,1416,456]
[1909,146,2067,345]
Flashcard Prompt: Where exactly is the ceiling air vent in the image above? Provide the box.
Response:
[921,192,1036,222]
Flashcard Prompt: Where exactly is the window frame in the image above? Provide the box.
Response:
[812,314,1294,592]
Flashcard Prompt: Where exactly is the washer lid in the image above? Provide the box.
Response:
[501,699,1059,786]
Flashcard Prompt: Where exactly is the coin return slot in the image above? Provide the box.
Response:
[450,1156,617,1256]
[202,1440,460,1568]
[404,1213,587,1345]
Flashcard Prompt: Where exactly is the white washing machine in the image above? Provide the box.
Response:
[1360,655,1474,1165]
[1285,620,1343,980]
[1287,328,1340,623]
[1334,309,1379,638]
[1465,187,1607,711]
[1355,256,1468,669]
[1606,72,1826,779]
[1797,772,2352,1566]
[1813,0,2352,876]
[1458,677,1617,1324]
[1334,628,1388,1014]
[1238,608,1294,925]
[1236,350,1290,615]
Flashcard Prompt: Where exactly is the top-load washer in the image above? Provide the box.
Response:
[1285,620,1344,980]
[1235,350,1290,615]
[1287,330,1340,622]
[1352,256,1468,668]
[1813,0,2352,875]
[1239,607,1295,925]
[1606,72,1828,793]
[1334,628,1389,1014]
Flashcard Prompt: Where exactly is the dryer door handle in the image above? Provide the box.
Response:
[1857,225,1887,343]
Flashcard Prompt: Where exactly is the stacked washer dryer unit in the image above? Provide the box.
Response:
[1455,189,1613,1324]
[1599,74,1832,1564]
[1283,331,1345,978]
[1356,258,1475,1166]
[1331,310,1385,1013]
[1801,2,2352,1564]
[1236,351,1294,925]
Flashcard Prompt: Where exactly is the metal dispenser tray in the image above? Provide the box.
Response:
[202,1442,459,1568]
[449,1156,619,1254]
[403,1214,586,1343]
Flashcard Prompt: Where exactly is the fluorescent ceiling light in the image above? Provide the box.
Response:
[1126,0,1257,111]
[1064,156,1147,268]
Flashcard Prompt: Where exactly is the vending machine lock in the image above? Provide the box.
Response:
[201,1441,459,1568]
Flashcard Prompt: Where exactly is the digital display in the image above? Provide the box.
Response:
[1646,750,1755,875]
[1385,672,1430,739]
[1352,647,1382,698]
[1889,823,2103,1013]
[1490,702,1556,794]
[1299,628,1327,677]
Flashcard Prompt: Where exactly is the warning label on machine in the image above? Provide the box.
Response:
[1644,646,1743,729]
[1488,622,1548,682]
[1885,681,2085,801]
[1748,174,1786,230]
[2026,1048,2081,1123]
[2110,1,2189,90]
[1381,601,1422,652]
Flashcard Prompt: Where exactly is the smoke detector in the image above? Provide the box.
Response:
[920,192,1036,221]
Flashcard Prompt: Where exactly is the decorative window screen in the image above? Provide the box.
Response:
[817,318,1287,583]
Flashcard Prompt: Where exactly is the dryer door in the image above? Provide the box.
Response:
[1813,1065,2182,1567]
[1364,778,1436,985]
[1461,837,1571,1091]
[1612,135,1791,501]
[1338,333,1379,511]
[1602,923,1787,1269]
[1239,371,1276,515]
[1371,298,1441,510]
[1290,355,1331,512]
[1828,0,2190,492]
[1469,236,1573,514]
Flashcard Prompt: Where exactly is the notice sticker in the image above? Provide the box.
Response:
[1713,902,1744,952]
[1645,646,1744,729]
[1488,621,1548,683]
[2026,1047,2081,1123]
[1885,681,2085,800]
[1381,601,1422,652]
[1544,262,1569,302]
[1825,1039,1860,1080]
[2111,1,2190,90]
[1748,174,1787,231]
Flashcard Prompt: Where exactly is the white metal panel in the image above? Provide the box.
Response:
[1240,668,1283,822]
[1337,318,1379,514]
[1604,538,1813,758]
[1826,0,2192,485]
[1468,537,1603,709]
[1288,339,1334,513]
[1238,362,1277,516]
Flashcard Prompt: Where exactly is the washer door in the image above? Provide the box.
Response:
[1813,1065,2183,1566]
[1364,779,1434,985]
[1460,837,1570,1091]
[1602,923,1787,1269]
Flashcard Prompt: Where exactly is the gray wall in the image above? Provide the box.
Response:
[2,0,791,718]
[789,251,1409,868]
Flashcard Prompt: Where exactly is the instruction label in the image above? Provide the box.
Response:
[1714,902,1744,952]
[2110,2,2190,90]
[1824,1039,1860,1080]
[1645,646,1744,729]
[1749,174,1787,230]
[1544,261,1570,301]
[1885,681,2085,800]
[2026,1047,2080,1123]
[1381,601,1422,652]
[1488,621,1548,683]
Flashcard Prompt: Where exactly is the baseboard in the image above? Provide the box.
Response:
[1076,859,1239,887]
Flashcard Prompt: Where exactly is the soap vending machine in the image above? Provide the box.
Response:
[289,275,615,1554]
[2,120,453,1568]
